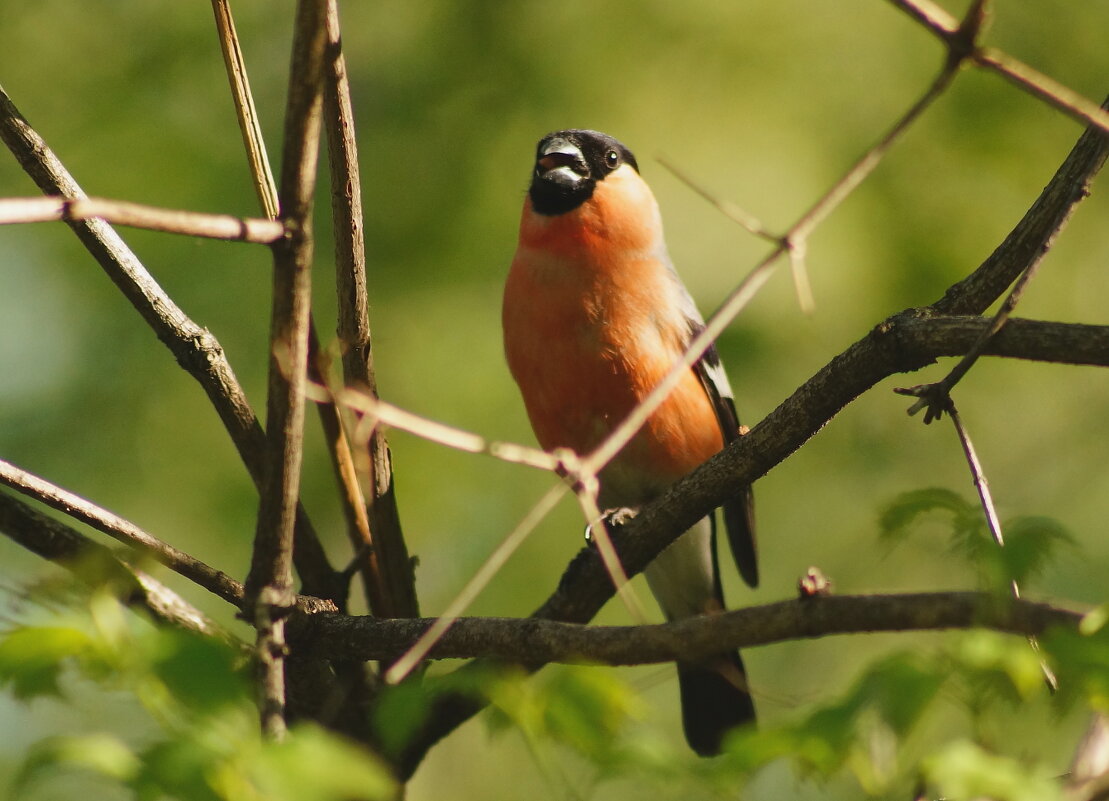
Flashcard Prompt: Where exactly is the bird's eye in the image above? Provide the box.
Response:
[604,149,620,169]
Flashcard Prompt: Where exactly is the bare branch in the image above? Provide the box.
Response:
[292,592,1080,666]
[0,82,341,603]
[0,492,236,641]
[320,0,416,620]
[337,389,559,472]
[210,0,280,219]
[0,196,284,242]
[244,0,330,741]
[0,458,245,607]
[975,50,1109,135]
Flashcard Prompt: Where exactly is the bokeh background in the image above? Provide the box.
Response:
[2,1,1108,798]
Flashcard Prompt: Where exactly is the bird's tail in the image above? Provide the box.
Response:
[677,650,756,756]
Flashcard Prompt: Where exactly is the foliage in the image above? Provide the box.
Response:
[0,581,395,801]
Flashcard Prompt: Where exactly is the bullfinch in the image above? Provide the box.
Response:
[503,129,758,755]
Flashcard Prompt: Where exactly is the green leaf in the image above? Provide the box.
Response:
[923,740,1064,801]
[950,630,1048,703]
[250,724,397,801]
[0,625,95,699]
[996,516,1073,585]
[539,667,643,755]
[148,628,250,713]
[1041,626,1109,709]
[14,733,139,792]
[135,736,229,801]
[878,488,978,547]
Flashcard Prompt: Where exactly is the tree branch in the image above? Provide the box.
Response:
[0,196,284,242]
[0,458,245,608]
[291,592,1079,666]
[934,95,1109,316]
[0,492,236,642]
[244,0,329,741]
[318,0,412,620]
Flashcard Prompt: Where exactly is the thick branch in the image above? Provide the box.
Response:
[935,100,1109,315]
[291,592,1079,665]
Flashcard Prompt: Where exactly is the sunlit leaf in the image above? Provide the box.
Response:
[950,630,1048,704]
[251,724,397,801]
[539,667,643,755]
[14,733,139,792]
[0,625,94,699]
[923,740,1064,801]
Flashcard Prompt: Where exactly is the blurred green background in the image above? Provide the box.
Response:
[1,0,1107,798]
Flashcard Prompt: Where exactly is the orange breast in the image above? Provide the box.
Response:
[503,172,723,506]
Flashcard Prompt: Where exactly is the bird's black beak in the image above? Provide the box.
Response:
[535,137,589,186]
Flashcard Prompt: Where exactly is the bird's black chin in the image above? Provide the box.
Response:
[529,171,595,216]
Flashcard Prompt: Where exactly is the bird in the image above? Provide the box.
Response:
[502,129,758,756]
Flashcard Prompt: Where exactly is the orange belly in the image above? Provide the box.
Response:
[504,244,722,507]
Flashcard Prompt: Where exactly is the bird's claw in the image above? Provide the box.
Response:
[584,506,639,545]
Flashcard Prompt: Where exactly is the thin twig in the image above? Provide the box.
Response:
[0,82,341,603]
[0,196,284,242]
[244,0,330,741]
[656,155,778,242]
[973,50,1109,135]
[307,332,387,615]
[884,0,959,38]
[210,0,280,219]
[0,458,245,607]
[946,403,1059,691]
[337,388,560,472]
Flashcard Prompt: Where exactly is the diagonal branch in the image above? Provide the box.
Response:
[0,492,238,642]
[210,0,281,220]
[0,458,245,608]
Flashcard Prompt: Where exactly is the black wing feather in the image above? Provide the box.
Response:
[693,341,759,588]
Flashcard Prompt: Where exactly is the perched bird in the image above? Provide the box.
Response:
[503,129,758,755]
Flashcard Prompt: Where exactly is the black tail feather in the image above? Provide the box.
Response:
[676,650,756,756]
